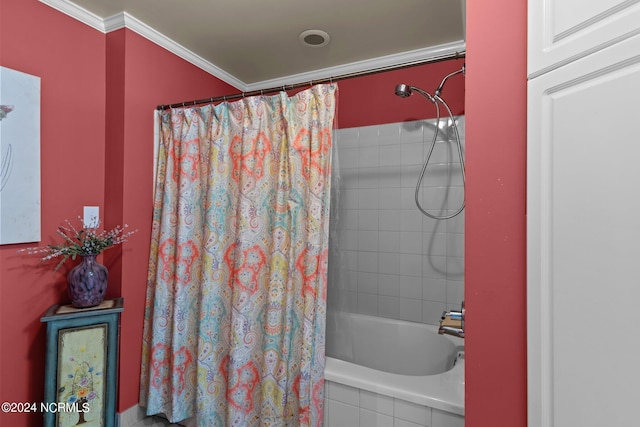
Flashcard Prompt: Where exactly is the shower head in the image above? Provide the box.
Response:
[394,84,435,103]
[394,83,413,98]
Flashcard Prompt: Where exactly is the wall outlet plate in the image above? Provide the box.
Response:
[83,206,99,228]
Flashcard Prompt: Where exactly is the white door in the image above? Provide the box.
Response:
[527,29,640,427]
[528,1,640,425]
[528,0,640,77]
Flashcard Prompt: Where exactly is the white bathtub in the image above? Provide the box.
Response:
[323,312,465,426]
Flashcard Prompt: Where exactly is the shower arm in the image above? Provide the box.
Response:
[434,65,465,98]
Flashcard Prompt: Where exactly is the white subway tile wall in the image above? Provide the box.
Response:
[119,394,464,427]
[323,381,464,427]
[329,117,465,325]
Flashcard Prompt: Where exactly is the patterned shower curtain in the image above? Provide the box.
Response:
[140,84,337,427]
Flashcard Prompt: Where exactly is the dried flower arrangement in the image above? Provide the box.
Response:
[18,218,137,271]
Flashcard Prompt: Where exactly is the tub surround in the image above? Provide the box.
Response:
[330,117,465,325]
[324,372,464,427]
[323,312,464,427]
[325,354,464,416]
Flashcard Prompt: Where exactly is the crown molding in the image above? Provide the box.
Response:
[102,12,126,33]
[39,0,106,32]
[38,0,245,90]
[246,41,467,91]
[114,12,245,89]
[38,0,465,93]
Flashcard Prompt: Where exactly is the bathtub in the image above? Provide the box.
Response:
[323,311,465,427]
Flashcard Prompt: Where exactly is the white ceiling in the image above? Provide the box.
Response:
[41,0,466,91]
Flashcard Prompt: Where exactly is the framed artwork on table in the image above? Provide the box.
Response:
[41,298,123,427]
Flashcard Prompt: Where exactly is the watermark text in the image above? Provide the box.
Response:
[2,401,90,413]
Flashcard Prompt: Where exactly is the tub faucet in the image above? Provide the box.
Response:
[439,301,465,338]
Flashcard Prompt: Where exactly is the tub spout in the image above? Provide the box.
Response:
[439,301,465,338]
[438,325,464,338]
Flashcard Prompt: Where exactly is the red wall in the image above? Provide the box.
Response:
[0,2,107,426]
[335,59,465,128]
[0,1,236,425]
[465,1,528,426]
[1,0,528,425]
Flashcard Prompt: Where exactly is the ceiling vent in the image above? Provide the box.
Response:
[299,29,331,48]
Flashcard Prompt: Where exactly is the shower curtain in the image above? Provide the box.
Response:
[140,84,337,427]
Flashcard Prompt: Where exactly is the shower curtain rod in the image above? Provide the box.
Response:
[156,50,465,110]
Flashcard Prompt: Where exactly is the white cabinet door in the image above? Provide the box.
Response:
[528,0,640,77]
[527,33,640,427]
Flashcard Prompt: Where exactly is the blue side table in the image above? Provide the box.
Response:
[41,298,123,427]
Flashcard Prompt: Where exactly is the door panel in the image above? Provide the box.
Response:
[528,0,640,77]
[527,33,640,427]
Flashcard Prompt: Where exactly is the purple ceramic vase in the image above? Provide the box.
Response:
[67,254,108,308]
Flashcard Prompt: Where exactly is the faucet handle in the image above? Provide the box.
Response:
[438,302,465,338]
[447,310,463,320]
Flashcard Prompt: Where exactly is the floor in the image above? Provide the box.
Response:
[130,416,186,427]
